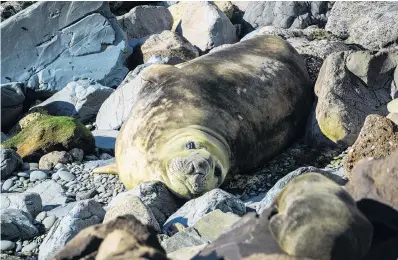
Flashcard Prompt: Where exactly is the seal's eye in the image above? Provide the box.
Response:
[186,141,196,150]
[214,165,222,177]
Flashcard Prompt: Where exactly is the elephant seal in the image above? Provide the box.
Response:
[268,173,373,260]
[94,35,311,199]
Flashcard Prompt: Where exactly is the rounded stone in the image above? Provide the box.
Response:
[29,163,39,170]
[52,172,60,181]
[21,242,38,253]
[2,179,14,191]
[42,215,57,230]
[29,170,48,181]
[17,172,30,178]
[58,170,76,182]
[0,240,15,251]
[54,163,65,170]
[35,211,47,222]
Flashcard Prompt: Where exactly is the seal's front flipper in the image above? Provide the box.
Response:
[92,163,118,175]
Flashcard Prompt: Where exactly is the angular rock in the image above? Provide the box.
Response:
[92,130,119,151]
[255,166,348,213]
[344,115,398,175]
[1,1,129,99]
[117,5,173,40]
[347,150,398,212]
[163,189,245,233]
[0,192,42,218]
[167,245,207,260]
[140,30,199,64]
[34,80,115,123]
[39,151,72,170]
[39,200,105,260]
[0,1,34,22]
[69,148,84,162]
[168,2,188,31]
[243,2,329,34]
[213,1,234,19]
[104,194,160,232]
[0,148,22,180]
[161,227,210,254]
[1,115,95,161]
[326,2,398,50]
[0,209,39,241]
[180,2,237,52]
[27,180,69,210]
[52,215,167,260]
[192,209,240,241]
[1,82,25,129]
[309,50,397,147]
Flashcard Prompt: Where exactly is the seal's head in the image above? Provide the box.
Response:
[160,127,230,199]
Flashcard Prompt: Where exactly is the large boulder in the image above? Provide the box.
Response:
[140,30,199,64]
[0,148,22,179]
[344,115,398,175]
[1,2,129,99]
[1,82,25,130]
[326,2,398,50]
[52,215,167,260]
[117,5,173,40]
[242,2,330,34]
[1,115,95,161]
[0,1,34,21]
[38,151,73,170]
[39,200,106,260]
[0,209,39,241]
[34,80,114,123]
[179,2,237,52]
[0,192,42,218]
[307,50,397,147]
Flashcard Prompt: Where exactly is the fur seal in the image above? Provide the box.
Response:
[268,173,373,260]
[94,35,311,199]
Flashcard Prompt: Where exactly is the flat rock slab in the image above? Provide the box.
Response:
[1,1,129,98]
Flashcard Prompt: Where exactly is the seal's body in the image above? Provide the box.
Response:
[95,36,311,199]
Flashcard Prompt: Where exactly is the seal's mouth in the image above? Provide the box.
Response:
[186,174,207,194]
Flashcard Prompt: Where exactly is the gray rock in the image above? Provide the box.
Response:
[21,242,38,254]
[58,170,76,182]
[69,148,84,162]
[29,163,39,170]
[140,30,199,64]
[34,80,115,123]
[1,149,22,180]
[38,151,72,170]
[161,227,210,253]
[179,2,237,52]
[254,166,348,213]
[326,2,398,50]
[76,189,97,201]
[117,5,173,40]
[0,1,34,22]
[27,180,69,210]
[243,2,329,34]
[38,200,105,260]
[35,211,47,222]
[51,172,60,181]
[0,240,16,251]
[46,200,89,219]
[0,209,39,241]
[163,189,246,233]
[42,216,57,230]
[1,179,13,191]
[104,194,161,232]
[1,82,25,129]
[1,192,42,218]
[92,130,118,150]
[29,170,48,181]
[1,1,129,99]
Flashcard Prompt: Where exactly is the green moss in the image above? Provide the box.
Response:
[2,115,94,160]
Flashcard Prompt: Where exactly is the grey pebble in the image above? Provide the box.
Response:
[15,241,22,252]
[18,172,30,177]
[2,179,14,191]
[58,170,76,182]
[21,241,38,253]
[0,240,15,251]
[54,163,65,170]
[30,170,48,181]
[29,163,39,170]
[52,172,60,180]
[42,216,57,230]
[35,211,47,222]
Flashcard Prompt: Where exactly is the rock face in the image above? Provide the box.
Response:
[1,82,25,129]
[0,148,22,180]
[0,209,39,241]
[1,1,129,99]
[347,150,398,212]
[0,193,42,218]
[38,151,72,170]
[326,2,398,50]
[34,80,115,123]
[344,115,398,175]
[243,2,329,34]
[180,2,237,52]
[0,1,35,21]
[140,30,199,63]
[104,194,161,233]
[161,227,210,254]
[309,50,397,147]
[163,189,245,234]
[52,215,167,260]
[39,200,106,260]
[1,115,95,161]
[117,5,173,40]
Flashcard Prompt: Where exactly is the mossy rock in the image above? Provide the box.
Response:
[2,115,95,162]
